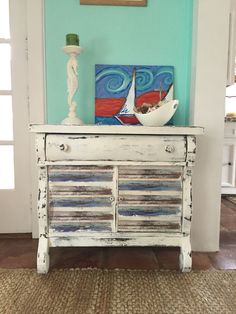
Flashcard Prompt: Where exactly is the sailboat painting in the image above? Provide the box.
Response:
[95,64,174,125]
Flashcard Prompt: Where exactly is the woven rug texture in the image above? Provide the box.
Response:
[0,268,236,314]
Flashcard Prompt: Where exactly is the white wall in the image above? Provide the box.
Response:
[227,0,236,85]
[190,0,230,251]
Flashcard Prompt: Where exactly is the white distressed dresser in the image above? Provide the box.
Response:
[30,125,203,273]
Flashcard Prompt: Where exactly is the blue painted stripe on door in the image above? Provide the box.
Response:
[49,172,113,182]
[49,197,112,207]
[118,181,181,191]
[118,207,180,216]
[50,223,112,232]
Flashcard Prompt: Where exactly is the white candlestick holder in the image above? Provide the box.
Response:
[61,45,84,125]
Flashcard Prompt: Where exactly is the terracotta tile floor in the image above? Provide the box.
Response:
[0,197,235,271]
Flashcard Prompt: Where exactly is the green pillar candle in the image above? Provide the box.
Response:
[66,33,79,46]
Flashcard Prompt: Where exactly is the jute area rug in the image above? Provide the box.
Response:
[0,269,236,314]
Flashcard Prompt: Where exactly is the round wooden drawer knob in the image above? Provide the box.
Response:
[165,145,175,153]
[59,144,69,152]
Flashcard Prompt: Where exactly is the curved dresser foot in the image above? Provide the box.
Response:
[179,236,192,272]
[37,235,49,274]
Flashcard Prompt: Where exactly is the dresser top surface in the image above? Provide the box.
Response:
[30,124,204,136]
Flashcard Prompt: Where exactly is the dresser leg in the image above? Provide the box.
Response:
[179,236,192,272]
[37,235,49,274]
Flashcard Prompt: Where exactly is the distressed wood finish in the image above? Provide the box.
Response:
[182,168,193,235]
[35,133,49,274]
[48,166,115,234]
[44,160,187,167]
[35,133,46,164]
[49,234,183,247]
[186,136,196,167]
[30,124,204,135]
[31,125,203,273]
[37,166,49,274]
[179,235,192,272]
[46,135,186,162]
[118,166,183,232]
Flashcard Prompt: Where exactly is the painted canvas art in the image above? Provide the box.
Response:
[95,64,174,125]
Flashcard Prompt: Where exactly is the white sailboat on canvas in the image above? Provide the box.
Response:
[115,70,138,125]
[115,69,174,125]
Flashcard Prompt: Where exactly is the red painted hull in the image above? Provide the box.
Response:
[115,115,140,125]
[95,90,170,125]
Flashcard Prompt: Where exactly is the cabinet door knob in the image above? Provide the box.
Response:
[165,145,175,153]
[59,144,69,152]
[109,196,115,202]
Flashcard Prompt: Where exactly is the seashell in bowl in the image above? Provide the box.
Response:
[134,99,179,127]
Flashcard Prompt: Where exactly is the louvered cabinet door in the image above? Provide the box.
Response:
[48,166,116,235]
[117,166,183,232]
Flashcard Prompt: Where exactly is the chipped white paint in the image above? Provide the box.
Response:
[46,135,186,162]
[30,124,204,135]
[186,136,196,167]
[182,168,193,235]
[37,234,49,274]
[37,166,49,274]
[182,135,196,237]
[48,231,183,238]
[31,125,203,273]
[38,167,48,235]
[43,160,188,167]
[179,235,192,272]
[35,134,46,164]
[49,234,183,248]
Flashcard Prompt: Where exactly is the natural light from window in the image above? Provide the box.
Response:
[0,0,15,189]
[0,0,10,38]
[0,95,13,140]
[0,44,11,90]
[0,145,15,189]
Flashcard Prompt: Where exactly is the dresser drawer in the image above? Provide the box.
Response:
[46,135,186,162]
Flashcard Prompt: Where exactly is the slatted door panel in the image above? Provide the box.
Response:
[118,167,183,232]
[48,166,115,234]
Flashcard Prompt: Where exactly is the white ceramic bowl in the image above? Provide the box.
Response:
[134,99,179,127]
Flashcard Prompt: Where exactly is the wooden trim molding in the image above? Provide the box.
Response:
[27,0,46,238]
[80,0,147,6]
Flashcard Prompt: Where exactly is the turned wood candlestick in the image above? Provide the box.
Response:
[61,44,84,125]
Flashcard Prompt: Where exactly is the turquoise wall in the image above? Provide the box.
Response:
[45,0,193,125]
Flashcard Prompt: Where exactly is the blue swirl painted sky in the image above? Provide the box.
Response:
[95,64,174,99]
